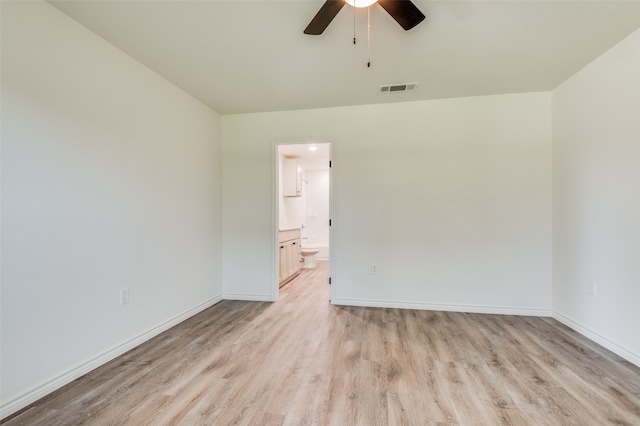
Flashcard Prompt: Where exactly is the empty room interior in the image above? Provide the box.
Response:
[1,0,639,424]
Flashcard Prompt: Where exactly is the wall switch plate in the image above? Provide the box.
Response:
[120,287,130,305]
[588,281,597,296]
[371,263,378,274]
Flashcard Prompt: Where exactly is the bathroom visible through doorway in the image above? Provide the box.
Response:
[276,142,332,300]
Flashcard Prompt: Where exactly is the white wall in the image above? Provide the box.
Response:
[0,1,222,417]
[222,93,552,312]
[552,28,640,365]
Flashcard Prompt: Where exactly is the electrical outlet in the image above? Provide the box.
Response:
[120,287,130,305]
[371,263,378,274]
[588,281,597,297]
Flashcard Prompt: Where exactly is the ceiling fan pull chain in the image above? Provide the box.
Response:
[353,3,357,44]
[367,6,371,67]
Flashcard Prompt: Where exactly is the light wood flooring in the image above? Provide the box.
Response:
[4,261,640,425]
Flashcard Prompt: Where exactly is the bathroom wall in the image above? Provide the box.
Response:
[222,92,552,312]
[303,169,330,257]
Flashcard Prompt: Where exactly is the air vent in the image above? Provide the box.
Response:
[379,83,418,93]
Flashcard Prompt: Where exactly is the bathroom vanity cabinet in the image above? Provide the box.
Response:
[282,158,302,197]
[278,228,302,286]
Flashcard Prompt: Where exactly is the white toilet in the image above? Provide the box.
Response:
[301,248,319,268]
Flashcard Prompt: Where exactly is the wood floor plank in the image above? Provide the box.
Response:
[3,261,640,425]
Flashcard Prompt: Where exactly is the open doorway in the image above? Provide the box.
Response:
[275,142,332,300]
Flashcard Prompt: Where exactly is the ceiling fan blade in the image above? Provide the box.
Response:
[304,0,346,35]
[377,0,426,31]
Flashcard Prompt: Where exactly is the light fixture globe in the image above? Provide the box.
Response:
[345,0,378,8]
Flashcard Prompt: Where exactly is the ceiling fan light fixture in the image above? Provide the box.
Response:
[345,0,378,8]
[304,0,425,35]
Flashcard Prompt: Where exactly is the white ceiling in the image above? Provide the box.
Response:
[51,0,640,115]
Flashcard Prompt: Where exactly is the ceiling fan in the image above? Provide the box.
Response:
[304,0,426,35]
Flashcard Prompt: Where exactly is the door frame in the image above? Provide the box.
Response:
[272,137,335,302]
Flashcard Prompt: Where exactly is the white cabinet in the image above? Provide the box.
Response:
[278,228,301,286]
[283,158,302,197]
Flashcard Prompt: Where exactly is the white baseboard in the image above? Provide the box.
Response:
[332,298,552,317]
[222,293,275,302]
[0,295,223,421]
[552,312,640,368]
